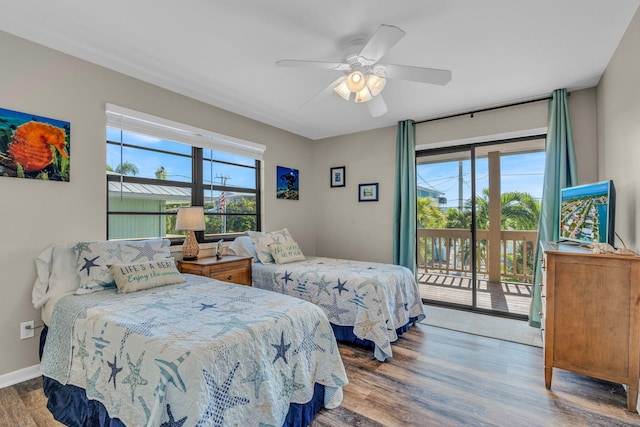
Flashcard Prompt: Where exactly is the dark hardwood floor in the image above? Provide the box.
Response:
[3,323,640,426]
[312,324,640,427]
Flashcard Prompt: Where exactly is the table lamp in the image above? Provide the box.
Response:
[176,206,205,260]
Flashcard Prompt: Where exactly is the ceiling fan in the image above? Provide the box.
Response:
[276,24,452,117]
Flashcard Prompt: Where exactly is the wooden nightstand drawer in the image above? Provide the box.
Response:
[177,255,253,286]
[210,266,249,285]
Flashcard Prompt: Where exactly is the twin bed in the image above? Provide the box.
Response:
[230,231,425,362]
[34,231,425,426]
[34,239,347,427]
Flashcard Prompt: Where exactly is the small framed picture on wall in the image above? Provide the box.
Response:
[330,166,346,187]
[359,183,378,202]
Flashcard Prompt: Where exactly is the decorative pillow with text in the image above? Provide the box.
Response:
[73,239,171,294]
[108,258,185,293]
[246,229,294,264]
[269,242,305,264]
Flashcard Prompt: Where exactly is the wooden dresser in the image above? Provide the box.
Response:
[540,241,640,412]
[177,255,253,286]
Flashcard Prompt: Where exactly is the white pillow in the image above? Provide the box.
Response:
[269,242,305,264]
[33,242,81,309]
[74,238,171,294]
[228,236,259,261]
[246,229,295,264]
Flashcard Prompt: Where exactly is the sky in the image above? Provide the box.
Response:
[417,151,546,210]
[106,127,256,188]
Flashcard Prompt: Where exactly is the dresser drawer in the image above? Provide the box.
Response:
[209,266,250,286]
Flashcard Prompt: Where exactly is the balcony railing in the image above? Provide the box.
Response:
[417,228,538,283]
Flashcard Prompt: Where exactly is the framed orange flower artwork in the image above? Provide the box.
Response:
[0,107,70,181]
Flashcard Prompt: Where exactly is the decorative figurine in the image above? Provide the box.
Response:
[216,239,224,260]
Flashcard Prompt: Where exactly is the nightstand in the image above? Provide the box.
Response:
[177,255,253,286]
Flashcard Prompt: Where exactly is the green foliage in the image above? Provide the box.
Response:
[155,166,167,180]
[442,188,540,231]
[421,189,540,281]
[417,198,446,228]
[115,161,139,176]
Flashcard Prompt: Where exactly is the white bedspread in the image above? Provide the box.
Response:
[252,257,425,361]
[41,274,347,426]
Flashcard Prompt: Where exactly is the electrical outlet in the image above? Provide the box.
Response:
[20,321,34,340]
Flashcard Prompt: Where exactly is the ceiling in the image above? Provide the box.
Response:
[0,1,638,140]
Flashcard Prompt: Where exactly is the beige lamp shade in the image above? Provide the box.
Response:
[176,206,205,260]
[176,206,205,231]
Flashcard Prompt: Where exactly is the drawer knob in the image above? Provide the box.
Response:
[227,275,233,280]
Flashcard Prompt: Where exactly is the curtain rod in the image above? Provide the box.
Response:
[415,95,553,124]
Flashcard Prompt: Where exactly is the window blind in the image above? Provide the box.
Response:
[105,103,266,161]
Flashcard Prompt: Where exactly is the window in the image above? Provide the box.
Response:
[106,104,264,243]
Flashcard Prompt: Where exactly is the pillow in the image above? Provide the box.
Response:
[108,258,185,293]
[269,242,305,264]
[33,242,81,309]
[228,236,259,261]
[74,238,171,294]
[247,229,295,264]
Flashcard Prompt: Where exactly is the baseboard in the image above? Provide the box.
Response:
[0,364,41,389]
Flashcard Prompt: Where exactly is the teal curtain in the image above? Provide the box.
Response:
[393,120,417,275]
[529,89,578,327]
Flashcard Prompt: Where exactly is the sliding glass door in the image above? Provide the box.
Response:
[416,137,545,318]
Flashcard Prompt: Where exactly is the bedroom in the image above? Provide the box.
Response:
[1,1,640,425]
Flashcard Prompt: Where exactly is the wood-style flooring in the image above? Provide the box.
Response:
[3,324,640,426]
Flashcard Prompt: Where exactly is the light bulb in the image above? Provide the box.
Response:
[354,87,372,103]
[333,80,351,101]
[366,74,387,96]
[345,71,366,92]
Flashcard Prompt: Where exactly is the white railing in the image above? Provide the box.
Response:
[417,228,538,282]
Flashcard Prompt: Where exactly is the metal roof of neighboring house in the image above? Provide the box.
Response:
[108,181,191,200]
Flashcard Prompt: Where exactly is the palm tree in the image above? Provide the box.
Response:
[443,189,541,276]
[115,161,139,176]
[155,166,167,180]
[447,188,540,231]
[417,198,446,267]
[417,197,446,228]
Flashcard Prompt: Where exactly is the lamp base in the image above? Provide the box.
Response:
[181,230,200,260]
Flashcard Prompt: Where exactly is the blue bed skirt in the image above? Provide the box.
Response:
[40,327,325,427]
[330,316,421,349]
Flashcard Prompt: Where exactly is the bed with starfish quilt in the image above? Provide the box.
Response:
[252,257,426,361]
[39,273,348,427]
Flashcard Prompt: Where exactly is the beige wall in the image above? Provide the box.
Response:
[597,7,640,251]
[312,126,397,263]
[0,30,314,377]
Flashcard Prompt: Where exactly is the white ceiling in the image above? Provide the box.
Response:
[0,1,638,140]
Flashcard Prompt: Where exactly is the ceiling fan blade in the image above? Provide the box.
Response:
[379,64,452,86]
[358,24,406,64]
[366,94,387,117]
[276,59,350,71]
[300,76,346,108]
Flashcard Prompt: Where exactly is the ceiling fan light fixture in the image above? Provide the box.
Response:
[366,74,386,96]
[345,70,366,92]
[354,86,372,103]
[334,80,351,100]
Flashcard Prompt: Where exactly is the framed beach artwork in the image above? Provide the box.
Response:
[0,107,70,181]
[330,166,345,188]
[277,166,299,200]
[359,183,379,202]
